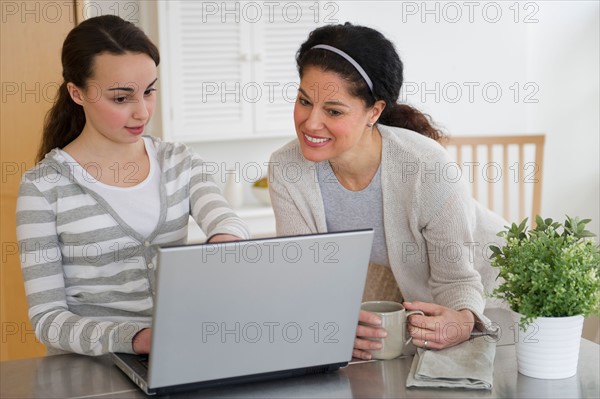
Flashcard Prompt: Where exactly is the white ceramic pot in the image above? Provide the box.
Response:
[512,312,584,379]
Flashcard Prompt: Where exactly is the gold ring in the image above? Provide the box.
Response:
[423,340,429,349]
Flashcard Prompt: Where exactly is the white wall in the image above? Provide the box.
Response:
[128,0,599,233]
[527,2,600,236]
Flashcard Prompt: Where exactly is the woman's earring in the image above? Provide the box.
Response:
[367,122,374,128]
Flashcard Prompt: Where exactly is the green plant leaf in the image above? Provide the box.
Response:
[488,214,600,326]
[489,245,502,254]
[535,215,544,227]
[518,218,528,232]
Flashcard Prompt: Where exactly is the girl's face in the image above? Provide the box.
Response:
[293,66,383,164]
[69,52,158,145]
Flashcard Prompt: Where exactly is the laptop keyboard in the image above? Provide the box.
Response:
[137,355,149,369]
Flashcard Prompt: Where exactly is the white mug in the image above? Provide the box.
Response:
[360,301,424,360]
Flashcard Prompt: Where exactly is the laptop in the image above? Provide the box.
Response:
[111,229,374,395]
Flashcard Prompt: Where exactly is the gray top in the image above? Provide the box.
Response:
[317,162,389,266]
[269,124,509,331]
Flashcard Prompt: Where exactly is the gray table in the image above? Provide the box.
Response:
[2,309,599,398]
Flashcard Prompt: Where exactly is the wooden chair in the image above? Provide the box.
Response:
[442,135,545,226]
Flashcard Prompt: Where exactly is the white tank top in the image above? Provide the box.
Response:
[58,137,161,238]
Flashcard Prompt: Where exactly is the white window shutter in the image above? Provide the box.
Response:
[164,1,252,141]
[160,1,322,142]
[253,2,322,135]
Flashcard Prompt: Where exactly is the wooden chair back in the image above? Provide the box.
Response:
[442,135,545,225]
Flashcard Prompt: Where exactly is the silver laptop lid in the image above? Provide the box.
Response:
[148,230,373,389]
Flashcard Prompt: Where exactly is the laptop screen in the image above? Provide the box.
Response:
[147,230,374,389]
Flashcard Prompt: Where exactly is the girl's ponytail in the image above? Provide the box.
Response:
[37,82,85,162]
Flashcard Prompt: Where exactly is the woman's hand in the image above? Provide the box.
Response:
[353,310,388,360]
[132,328,152,354]
[403,301,475,350]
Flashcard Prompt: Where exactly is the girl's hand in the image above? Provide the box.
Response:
[208,234,242,243]
[403,301,475,350]
[132,328,152,354]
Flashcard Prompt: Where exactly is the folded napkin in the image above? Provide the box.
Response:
[406,337,496,390]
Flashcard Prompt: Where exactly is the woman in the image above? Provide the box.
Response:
[16,15,249,356]
[268,23,505,359]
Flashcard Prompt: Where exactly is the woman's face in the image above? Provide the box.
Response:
[69,52,158,145]
[294,66,382,164]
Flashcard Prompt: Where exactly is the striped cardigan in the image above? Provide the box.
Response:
[16,137,249,356]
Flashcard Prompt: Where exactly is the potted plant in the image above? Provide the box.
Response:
[489,215,600,379]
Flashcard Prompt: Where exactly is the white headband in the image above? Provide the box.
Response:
[310,44,374,95]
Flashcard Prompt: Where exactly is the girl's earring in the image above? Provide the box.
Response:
[367,122,374,128]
